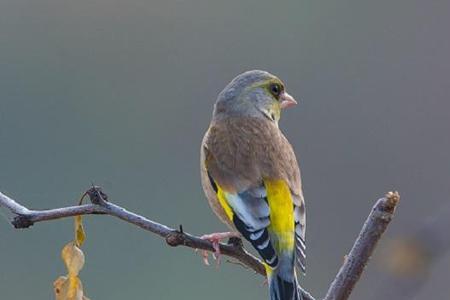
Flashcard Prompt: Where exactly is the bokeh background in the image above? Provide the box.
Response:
[1,0,450,299]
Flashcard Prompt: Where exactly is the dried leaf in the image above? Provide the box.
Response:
[54,213,90,299]
[74,215,86,247]
[62,242,85,276]
[54,274,90,300]
[54,242,88,299]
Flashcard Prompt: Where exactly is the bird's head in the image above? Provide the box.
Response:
[213,70,297,123]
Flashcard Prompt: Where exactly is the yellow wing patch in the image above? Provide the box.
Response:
[217,186,234,221]
[264,179,295,252]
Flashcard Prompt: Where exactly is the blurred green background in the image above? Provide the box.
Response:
[1,0,450,299]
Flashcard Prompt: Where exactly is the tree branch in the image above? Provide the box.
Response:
[0,188,399,300]
[0,189,265,275]
[323,191,400,300]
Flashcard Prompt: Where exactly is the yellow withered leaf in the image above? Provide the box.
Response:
[53,213,90,299]
[61,242,85,276]
[54,274,90,300]
[54,242,89,300]
[74,215,86,247]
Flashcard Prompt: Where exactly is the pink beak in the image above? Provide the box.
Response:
[280,92,298,109]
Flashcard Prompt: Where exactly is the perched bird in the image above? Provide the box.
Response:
[200,70,306,300]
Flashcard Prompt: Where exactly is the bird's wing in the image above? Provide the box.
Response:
[206,170,279,268]
[206,171,301,272]
[293,193,306,273]
[279,134,307,274]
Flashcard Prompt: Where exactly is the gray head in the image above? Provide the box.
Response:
[213,70,297,123]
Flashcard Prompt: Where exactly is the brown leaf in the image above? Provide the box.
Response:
[74,215,86,247]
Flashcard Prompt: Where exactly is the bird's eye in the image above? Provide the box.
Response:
[270,83,281,98]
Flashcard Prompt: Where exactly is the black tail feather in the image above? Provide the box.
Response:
[269,273,302,300]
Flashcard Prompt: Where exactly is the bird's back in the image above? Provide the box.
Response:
[203,116,302,195]
[200,116,303,229]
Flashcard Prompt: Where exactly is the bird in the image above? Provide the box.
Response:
[200,70,306,300]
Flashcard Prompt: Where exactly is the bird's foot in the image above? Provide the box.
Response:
[198,232,240,267]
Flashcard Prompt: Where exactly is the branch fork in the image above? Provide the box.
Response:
[0,188,399,300]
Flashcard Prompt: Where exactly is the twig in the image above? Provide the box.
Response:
[323,191,400,300]
[0,189,264,274]
[0,188,399,300]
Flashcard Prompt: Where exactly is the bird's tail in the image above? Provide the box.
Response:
[267,266,302,300]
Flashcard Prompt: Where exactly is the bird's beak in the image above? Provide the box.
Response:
[280,92,298,109]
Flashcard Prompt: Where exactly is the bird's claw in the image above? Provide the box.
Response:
[197,232,240,267]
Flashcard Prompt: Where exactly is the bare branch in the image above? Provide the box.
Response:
[0,190,263,273]
[0,189,399,300]
[323,191,400,300]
